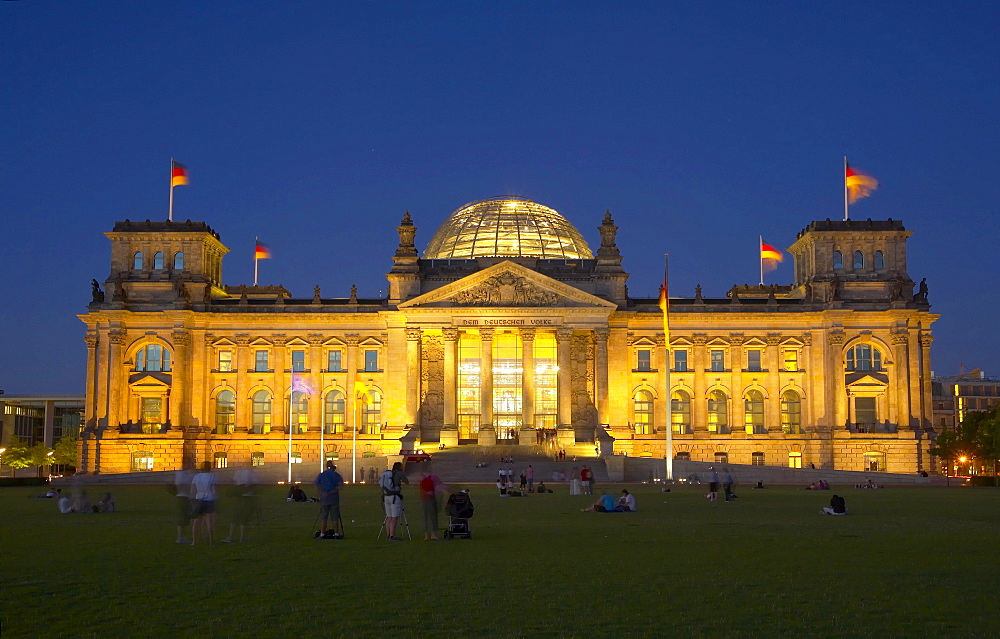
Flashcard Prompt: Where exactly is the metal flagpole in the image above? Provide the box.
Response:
[319,402,325,474]
[254,237,259,287]
[759,236,764,286]
[168,158,175,222]
[844,156,849,221]
[663,254,673,481]
[287,377,294,484]
[352,394,359,483]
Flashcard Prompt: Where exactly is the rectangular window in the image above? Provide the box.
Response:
[636,349,651,372]
[855,397,877,427]
[751,452,765,466]
[783,349,798,371]
[291,350,305,372]
[327,350,343,372]
[710,349,725,372]
[255,350,269,372]
[673,350,688,372]
[788,452,803,469]
[290,451,302,464]
[747,349,762,371]
[364,350,379,372]
[251,451,265,467]
[140,397,162,434]
[218,350,233,372]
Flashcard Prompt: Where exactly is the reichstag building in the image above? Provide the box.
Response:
[77,197,938,474]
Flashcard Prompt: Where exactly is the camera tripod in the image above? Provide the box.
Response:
[376,502,411,540]
[312,508,346,539]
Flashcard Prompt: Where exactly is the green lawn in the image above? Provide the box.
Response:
[3,482,998,637]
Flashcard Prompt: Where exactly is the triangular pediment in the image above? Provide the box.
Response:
[845,372,889,387]
[128,373,171,389]
[398,261,617,309]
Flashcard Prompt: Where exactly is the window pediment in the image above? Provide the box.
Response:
[631,336,658,347]
[706,337,730,347]
[250,338,273,347]
[845,372,889,387]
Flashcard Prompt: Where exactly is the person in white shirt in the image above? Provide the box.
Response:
[190,462,218,546]
[617,489,637,512]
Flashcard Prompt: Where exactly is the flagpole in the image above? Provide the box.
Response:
[319,402,325,474]
[844,156,849,221]
[759,236,764,286]
[254,237,259,287]
[352,395,359,483]
[663,253,673,482]
[287,377,294,484]
[168,158,175,222]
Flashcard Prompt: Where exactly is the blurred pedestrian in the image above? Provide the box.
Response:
[190,462,218,546]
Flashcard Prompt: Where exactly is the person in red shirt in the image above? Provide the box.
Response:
[419,466,446,540]
[580,466,593,495]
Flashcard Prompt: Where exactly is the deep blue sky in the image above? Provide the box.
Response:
[3,2,998,393]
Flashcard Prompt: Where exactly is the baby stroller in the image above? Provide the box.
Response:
[443,491,474,539]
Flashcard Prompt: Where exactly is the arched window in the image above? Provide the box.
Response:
[744,390,765,434]
[133,252,144,270]
[781,390,801,434]
[633,389,653,434]
[361,389,382,433]
[853,251,864,269]
[135,343,172,372]
[751,451,765,466]
[173,252,185,270]
[251,390,271,434]
[153,252,164,270]
[846,344,882,371]
[873,251,884,270]
[707,390,729,434]
[671,390,691,434]
[290,391,308,434]
[324,390,345,434]
[833,251,843,269]
[215,390,235,434]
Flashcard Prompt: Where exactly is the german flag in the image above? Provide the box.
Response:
[846,162,878,204]
[760,242,783,261]
[171,160,188,188]
[254,242,271,260]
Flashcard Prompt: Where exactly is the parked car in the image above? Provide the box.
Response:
[399,449,432,462]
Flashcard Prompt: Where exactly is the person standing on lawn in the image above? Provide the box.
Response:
[190,462,218,546]
[314,461,344,539]
[722,468,735,502]
[526,465,534,492]
[419,464,445,541]
[581,465,594,495]
[380,462,409,540]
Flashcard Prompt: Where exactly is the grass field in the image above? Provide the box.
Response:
[3,481,999,637]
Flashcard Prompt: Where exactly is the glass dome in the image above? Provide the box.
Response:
[423,197,594,260]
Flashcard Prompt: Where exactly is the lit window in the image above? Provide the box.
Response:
[327,350,343,372]
[133,252,144,270]
[671,390,691,434]
[744,390,765,434]
[633,389,653,434]
[833,251,843,269]
[714,452,729,465]
[746,350,762,372]
[135,344,172,372]
[783,349,798,371]
[324,390,345,434]
[364,350,379,372]
[674,350,688,372]
[846,344,882,371]
[141,397,163,433]
[153,252,164,270]
[874,251,884,270]
[708,391,728,433]
[218,350,233,372]
[291,391,308,434]
[361,389,382,432]
[251,451,265,467]
[781,390,801,434]
[291,350,305,373]
[252,390,271,434]
[788,452,802,468]
[214,452,228,469]
[864,451,886,472]
[710,350,725,372]
[215,390,235,434]
[751,452,765,466]
[855,397,877,431]
[853,251,864,269]
[255,350,269,372]
[131,451,154,471]
[173,252,184,270]
[290,451,302,464]
[636,349,651,372]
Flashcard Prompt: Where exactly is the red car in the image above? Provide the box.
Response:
[400,449,432,462]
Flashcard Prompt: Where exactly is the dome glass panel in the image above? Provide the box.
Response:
[423,197,593,260]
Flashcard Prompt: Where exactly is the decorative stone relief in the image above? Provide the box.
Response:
[827,331,845,346]
[454,271,559,306]
[919,333,934,348]
[420,335,443,427]
[84,334,98,348]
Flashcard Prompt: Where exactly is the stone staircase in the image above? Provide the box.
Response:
[402,445,608,486]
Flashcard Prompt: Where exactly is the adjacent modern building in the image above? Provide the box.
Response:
[932,369,1000,431]
[1,395,85,448]
[77,197,939,474]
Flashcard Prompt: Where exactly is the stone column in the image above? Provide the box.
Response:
[891,330,911,430]
[765,334,782,431]
[729,335,744,433]
[442,329,458,428]
[919,333,934,431]
[520,329,536,428]
[691,334,708,433]
[557,329,573,428]
[655,334,668,434]
[800,333,813,430]
[308,334,324,431]
[108,328,126,428]
[828,331,847,429]
[235,334,250,432]
[84,334,98,428]
[272,335,288,432]
[405,328,422,426]
[594,329,610,426]
[169,329,190,430]
[345,334,360,434]
[43,400,55,447]
[479,329,494,429]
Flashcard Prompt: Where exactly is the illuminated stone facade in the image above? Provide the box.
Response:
[78,198,939,474]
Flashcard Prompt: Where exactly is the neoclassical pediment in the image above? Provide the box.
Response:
[398,261,617,310]
[845,372,889,388]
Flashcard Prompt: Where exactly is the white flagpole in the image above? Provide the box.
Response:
[844,156,849,221]
[168,158,175,222]
[319,399,325,474]
[352,395,359,483]
[663,254,673,482]
[253,237,259,287]
[759,236,764,286]
[287,377,294,484]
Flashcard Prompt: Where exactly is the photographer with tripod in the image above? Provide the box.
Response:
[379,462,409,541]
[314,461,343,539]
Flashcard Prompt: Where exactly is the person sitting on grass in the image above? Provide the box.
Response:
[616,489,637,512]
[582,491,617,512]
[821,494,848,516]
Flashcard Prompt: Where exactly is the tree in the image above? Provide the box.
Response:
[932,404,1000,483]
[51,436,78,468]
[1,437,34,472]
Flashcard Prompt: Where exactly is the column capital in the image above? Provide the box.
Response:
[891,329,909,345]
[692,333,708,346]
[480,328,494,342]
[345,333,361,347]
[272,334,288,347]
[765,333,782,346]
[801,332,813,346]
[172,330,190,347]
[594,328,610,341]
[235,333,251,347]
[109,329,127,345]
[520,328,536,343]
[556,328,573,341]
[729,333,744,347]
[442,328,459,341]
[84,334,98,348]
[405,327,423,341]
[307,333,325,346]
[827,330,845,346]
[919,333,934,348]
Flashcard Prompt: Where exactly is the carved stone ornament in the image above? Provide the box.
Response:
[454,271,559,307]
[890,330,909,345]
[84,334,98,348]
[827,331,845,346]
[919,333,934,348]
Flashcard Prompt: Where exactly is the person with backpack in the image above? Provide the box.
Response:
[379,462,409,540]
